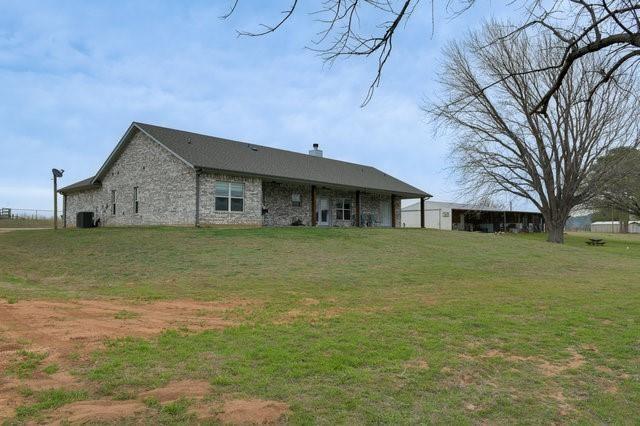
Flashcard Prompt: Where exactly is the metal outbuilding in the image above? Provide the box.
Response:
[590,221,640,233]
[402,200,544,233]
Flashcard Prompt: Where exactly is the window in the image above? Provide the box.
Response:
[133,187,139,214]
[335,199,351,221]
[215,181,244,212]
[111,190,116,215]
[291,193,301,207]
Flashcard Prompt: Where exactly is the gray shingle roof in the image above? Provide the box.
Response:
[58,176,98,194]
[136,123,429,197]
[61,122,430,197]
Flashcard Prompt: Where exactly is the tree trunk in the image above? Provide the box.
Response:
[544,212,568,244]
[621,219,629,233]
[547,223,565,243]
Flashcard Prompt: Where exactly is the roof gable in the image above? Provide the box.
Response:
[91,123,193,185]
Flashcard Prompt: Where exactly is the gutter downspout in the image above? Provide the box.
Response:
[195,168,201,227]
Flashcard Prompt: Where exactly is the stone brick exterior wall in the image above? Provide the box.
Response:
[393,196,401,228]
[65,130,196,227]
[261,183,401,227]
[316,187,356,227]
[198,173,262,226]
[64,188,102,227]
[359,192,400,227]
[262,182,312,226]
[63,129,402,228]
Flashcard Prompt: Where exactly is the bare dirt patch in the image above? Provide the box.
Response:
[538,349,584,377]
[549,389,573,416]
[0,299,240,358]
[274,307,346,325]
[464,402,477,411]
[0,298,247,421]
[403,358,429,370]
[480,348,585,377]
[139,380,211,403]
[49,400,148,425]
[217,399,290,424]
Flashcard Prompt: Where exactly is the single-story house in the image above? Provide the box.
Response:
[401,200,544,233]
[59,122,430,228]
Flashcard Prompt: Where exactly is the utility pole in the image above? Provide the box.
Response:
[52,169,64,229]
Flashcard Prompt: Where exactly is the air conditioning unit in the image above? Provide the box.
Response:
[76,212,94,228]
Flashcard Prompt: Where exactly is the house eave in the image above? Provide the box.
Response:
[58,182,101,195]
[196,166,430,198]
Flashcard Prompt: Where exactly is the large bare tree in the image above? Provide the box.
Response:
[428,23,640,243]
[223,1,640,108]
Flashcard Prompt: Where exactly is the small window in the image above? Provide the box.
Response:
[335,199,351,221]
[111,190,116,215]
[291,193,301,207]
[215,181,244,212]
[133,187,139,214]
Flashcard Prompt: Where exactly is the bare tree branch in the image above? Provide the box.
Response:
[236,0,299,37]
[220,1,640,109]
[219,0,239,19]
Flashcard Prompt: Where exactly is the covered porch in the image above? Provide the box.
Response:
[261,179,408,227]
[310,186,400,227]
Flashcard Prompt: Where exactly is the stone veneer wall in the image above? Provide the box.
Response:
[316,187,356,227]
[64,128,402,228]
[359,192,401,227]
[198,173,262,226]
[65,130,196,227]
[64,188,102,227]
[261,182,401,227]
[262,181,312,226]
[393,195,401,228]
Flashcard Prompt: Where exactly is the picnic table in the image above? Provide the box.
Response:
[586,238,606,246]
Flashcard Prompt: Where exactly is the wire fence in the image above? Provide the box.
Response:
[0,208,57,228]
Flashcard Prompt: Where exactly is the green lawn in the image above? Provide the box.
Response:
[0,218,53,228]
[1,227,639,424]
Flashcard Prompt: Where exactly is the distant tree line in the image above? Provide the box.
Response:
[587,147,640,232]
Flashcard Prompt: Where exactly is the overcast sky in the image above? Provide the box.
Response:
[0,1,522,212]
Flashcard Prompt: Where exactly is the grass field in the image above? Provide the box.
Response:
[0,227,638,424]
[0,218,53,229]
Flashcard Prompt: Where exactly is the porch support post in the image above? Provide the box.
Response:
[311,185,317,226]
[355,190,361,227]
[420,197,425,228]
[391,194,396,228]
